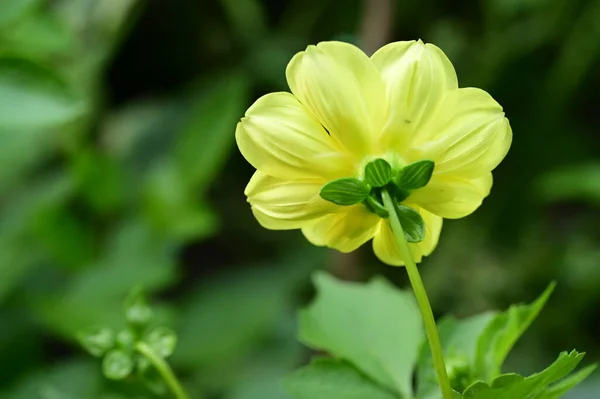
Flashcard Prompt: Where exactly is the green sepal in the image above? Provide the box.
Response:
[365,196,389,218]
[320,178,370,206]
[395,204,425,243]
[76,326,115,357]
[396,160,435,190]
[364,159,392,187]
[102,349,134,380]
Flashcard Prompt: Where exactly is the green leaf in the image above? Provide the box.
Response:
[283,359,397,399]
[475,283,556,380]
[364,159,392,187]
[0,57,83,130]
[145,327,177,358]
[320,178,371,206]
[464,350,587,398]
[76,326,115,358]
[532,364,597,399]
[116,329,135,352]
[102,349,134,380]
[395,204,426,243]
[124,286,153,328]
[299,272,422,398]
[396,160,435,190]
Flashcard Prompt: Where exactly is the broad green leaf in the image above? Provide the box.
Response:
[396,160,435,190]
[464,351,586,398]
[76,326,115,357]
[0,57,83,130]
[532,364,597,399]
[476,283,555,379]
[417,312,497,398]
[320,178,371,206]
[364,159,392,187]
[102,349,134,380]
[283,359,396,399]
[145,327,177,358]
[299,272,422,398]
[395,204,425,243]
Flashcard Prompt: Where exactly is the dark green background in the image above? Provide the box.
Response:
[0,0,599,397]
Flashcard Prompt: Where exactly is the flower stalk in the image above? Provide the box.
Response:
[135,342,191,399]
[381,190,453,399]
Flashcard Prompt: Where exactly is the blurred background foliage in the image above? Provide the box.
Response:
[0,0,598,398]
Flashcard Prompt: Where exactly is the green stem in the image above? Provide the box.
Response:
[135,342,191,399]
[381,190,453,399]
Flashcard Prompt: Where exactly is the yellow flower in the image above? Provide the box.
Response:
[236,40,511,266]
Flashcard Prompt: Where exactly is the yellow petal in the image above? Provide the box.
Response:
[372,206,443,266]
[246,171,339,230]
[410,88,512,179]
[236,92,353,180]
[371,40,458,153]
[286,41,387,159]
[301,205,380,253]
[408,173,493,219]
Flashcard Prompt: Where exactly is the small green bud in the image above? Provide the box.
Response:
[320,178,370,205]
[124,286,153,327]
[102,349,134,380]
[364,158,392,187]
[116,329,136,351]
[145,327,177,358]
[395,204,425,243]
[77,326,115,357]
[396,160,435,190]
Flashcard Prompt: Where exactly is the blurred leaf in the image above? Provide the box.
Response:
[102,349,134,380]
[0,57,83,130]
[299,272,422,398]
[536,162,600,205]
[219,0,266,42]
[174,248,324,369]
[464,351,587,398]
[145,327,177,359]
[77,326,115,357]
[283,358,396,399]
[0,0,42,30]
[4,359,102,399]
[38,221,176,336]
[175,72,249,191]
[476,283,555,380]
[0,11,75,59]
[142,160,219,241]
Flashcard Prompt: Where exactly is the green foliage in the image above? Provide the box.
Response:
[299,272,422,398]
[288,273,594,399]
[102,350,134,380]
[320,178,371,205]
[0,0,599,397]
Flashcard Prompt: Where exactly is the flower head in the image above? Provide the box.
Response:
[236,40,511,266]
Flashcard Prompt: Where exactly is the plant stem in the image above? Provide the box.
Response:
[135,342,191,399]
[381,190,453,399]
